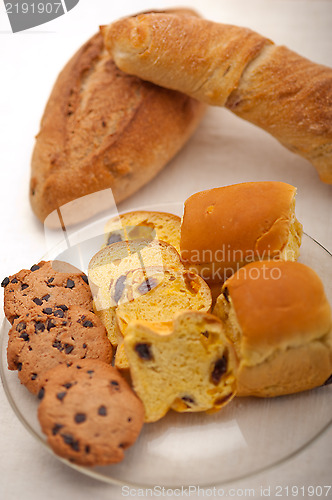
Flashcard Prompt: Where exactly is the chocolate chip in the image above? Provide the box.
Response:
[16,321,26,332]
[98,405,107,416]
[137,277,159,295]
[31,373,37,380]
[182,396,195,405]
[21,284,29,290]
[33,298,43,306]
[30,264,40,272]
[107,233,122,245]
[135,343,153,361]
[43,307,53,315]
[223,287,230,303]
[74,413,86,424]
[42,294,51,302]
[65,344,74,354]
[127,417,132,422]
[53,309,64,318]
[47,319,56,331]
[66,279,75,289]
[211,355,228,385]
[11,278,18,284]
[47,277,54,283]
[17,362,22,371]
[81,274,89,285]
[201,330,209,338]
[1,277,9,287]
[34,321,45,333]
[113,275,126,304]
[63,382,72,389]
[110,380,119,389]
[58,304,68,311]
[37,387,45,399]
[85,445,90,453]
[19,332,29,341]
[83,320,93,328]
[76,365,82,369]
[53,340,63,351]
[61,434,80,451]
[52,424,63,435]
[82,343,87,349]
[56,391,66,401]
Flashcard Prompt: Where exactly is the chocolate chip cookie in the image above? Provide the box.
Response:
[2,260,93,324]
[37,359,144,466]
[7,306,113,394]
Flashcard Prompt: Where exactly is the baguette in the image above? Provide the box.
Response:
[30,9,206,224]
[102,12,332,183]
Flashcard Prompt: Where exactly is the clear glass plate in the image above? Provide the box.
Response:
[0,202,331,488]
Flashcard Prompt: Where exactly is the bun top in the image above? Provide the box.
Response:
[223,260,331,361]
[180,181,297,264]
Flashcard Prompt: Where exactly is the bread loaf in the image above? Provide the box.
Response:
[213,260,332,397]
[30,9,205,224]
[102,12,332,183]
[180,182,303,284]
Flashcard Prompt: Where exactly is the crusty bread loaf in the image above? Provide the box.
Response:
[213,260,332,397]
[30,10,206,224]
[104,210,181,253]
[102,12,332,183]
[124,310,237,422]
[180,182,303,284]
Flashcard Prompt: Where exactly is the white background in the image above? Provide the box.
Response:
[0,1,331,499]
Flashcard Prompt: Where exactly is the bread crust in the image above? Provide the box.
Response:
[30,28,205,223]
[103,13,332,183]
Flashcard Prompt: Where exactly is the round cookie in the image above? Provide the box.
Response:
[7,306,113,394]
[37,359,144,466]
[2,260,93,324]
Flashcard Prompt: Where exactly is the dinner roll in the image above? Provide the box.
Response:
[213,260,332,397]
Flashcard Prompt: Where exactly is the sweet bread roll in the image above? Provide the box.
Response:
[104,211,181,253]
[88,238,212,374]
[102,12,332,183]
[30,9,206,224]
[213,260,332,397]
[124,310,237,422]
[88,239,185,346]
[180,181,303,284]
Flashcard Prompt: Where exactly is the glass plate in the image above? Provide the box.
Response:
[0,202,331,488]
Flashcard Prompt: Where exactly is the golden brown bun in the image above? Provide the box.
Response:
[30,13,205,224]
[103,13,332,183]
[213,260,332,397]
[180,182,302,283]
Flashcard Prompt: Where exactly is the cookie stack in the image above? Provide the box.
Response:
[2,260,144,465]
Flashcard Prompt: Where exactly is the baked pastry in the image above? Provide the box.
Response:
[37,359,144,465]
[123,310,237,422]
[180,181,302,283]
[88,239,212,371]
[213,260,332,397]
[102,12,332,183]
[104,210,181,253]
[2,260,93,324]
[30,9,206,225]
[7,306,112,394]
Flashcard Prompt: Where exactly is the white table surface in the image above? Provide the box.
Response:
[0,0,331,498]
